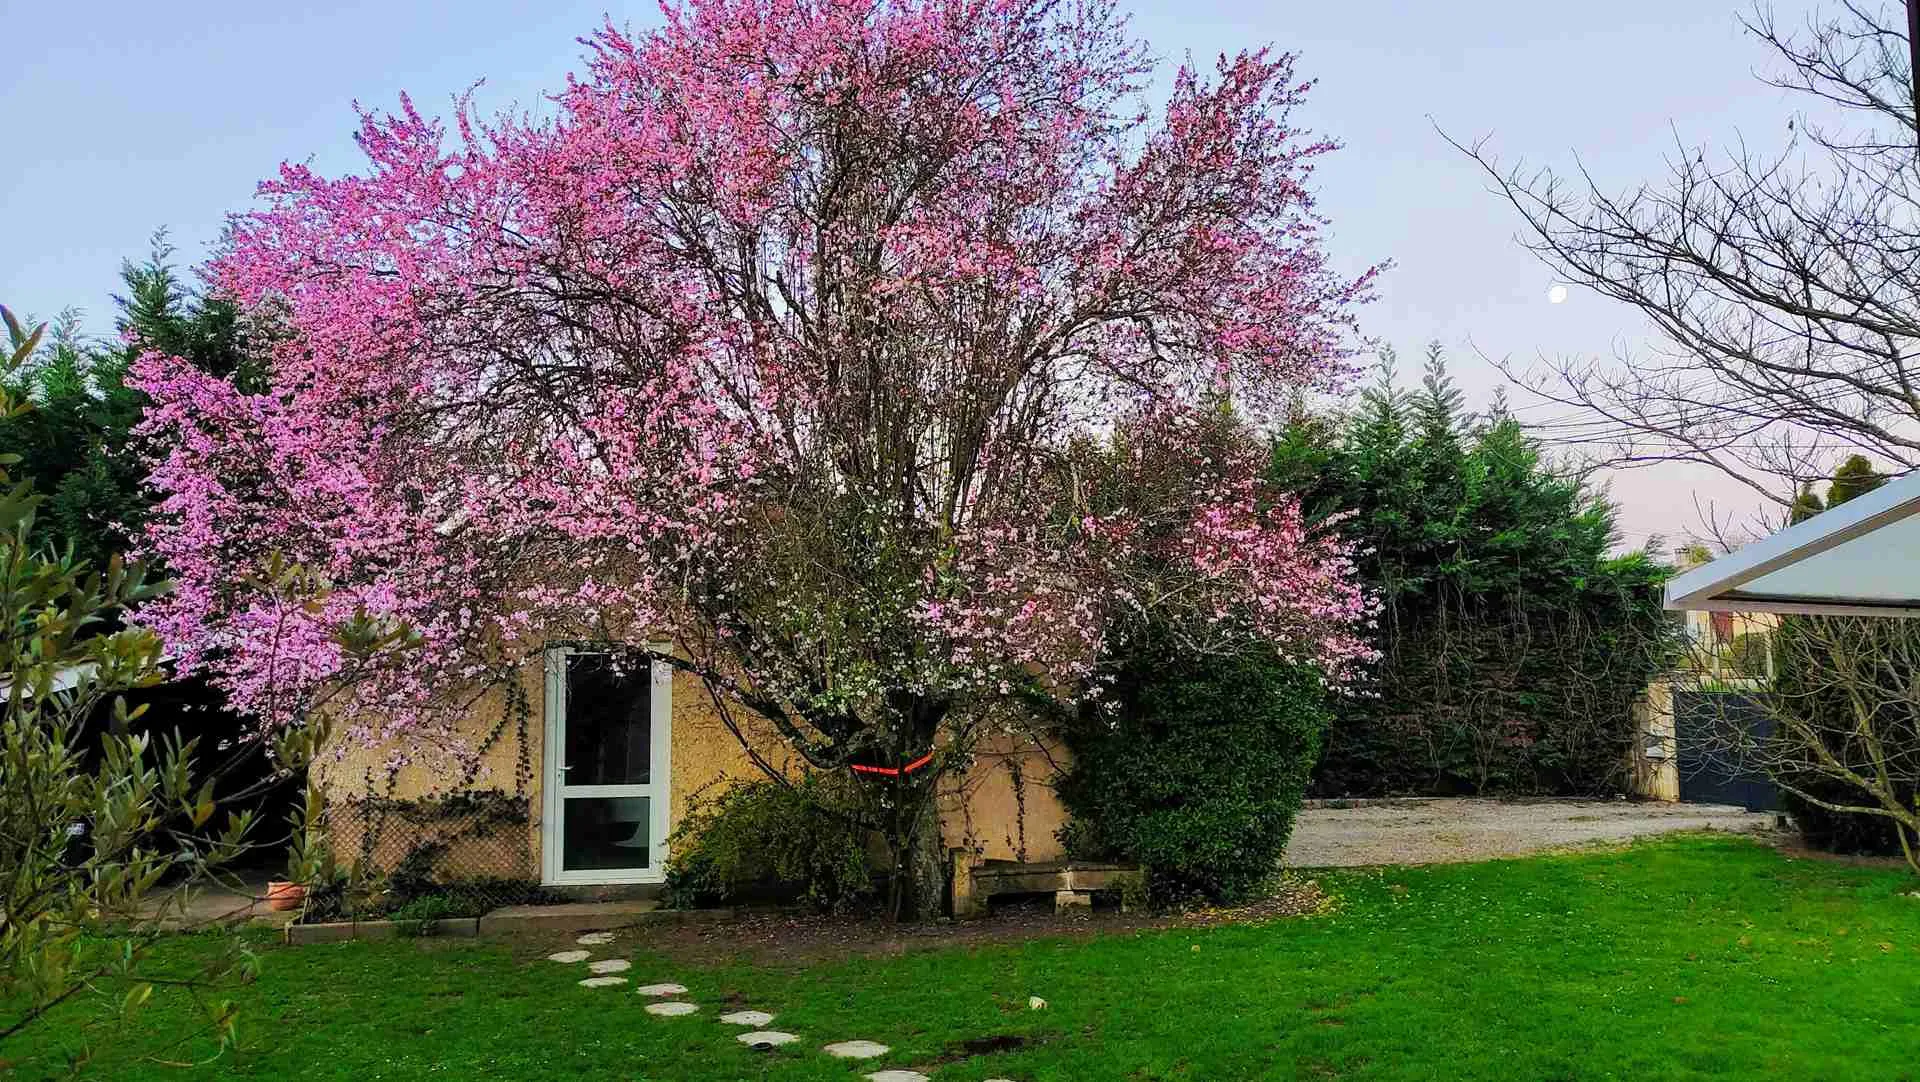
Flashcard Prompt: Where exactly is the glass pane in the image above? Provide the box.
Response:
[563,653,652,786]
[561,795,652,871]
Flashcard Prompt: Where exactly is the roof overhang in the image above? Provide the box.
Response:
[1665,469,1920,617]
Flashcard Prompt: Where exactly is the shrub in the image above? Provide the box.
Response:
[1761,465,1920,864]
[1057,641,1330,905]
[390,894,456,936]
[1766,614,1920,863]
[664,775,875,913]
[1781,776,1916,856]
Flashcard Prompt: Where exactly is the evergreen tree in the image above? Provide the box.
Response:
[1789,481,1825,524]
[1826,454,1886,508]
[1273,346,1679,796]
[1413,341,1466,452]
[114,233,263,392]
[1483,383,1512,425]
[0,234,257,564]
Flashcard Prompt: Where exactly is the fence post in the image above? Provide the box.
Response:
[1631,680,1679,801]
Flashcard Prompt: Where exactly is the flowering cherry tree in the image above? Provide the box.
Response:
[135,0,1378,915]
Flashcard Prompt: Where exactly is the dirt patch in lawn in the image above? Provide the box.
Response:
[917,1031,1054,1067]
[615,878,1331,966]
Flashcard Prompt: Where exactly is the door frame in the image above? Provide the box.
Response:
[540,644,674,886]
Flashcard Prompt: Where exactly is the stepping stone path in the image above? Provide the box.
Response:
[558,951,1025,1081]
[738,1031,799,1049]
[824,1040,890,1059]
[575,931,616,945]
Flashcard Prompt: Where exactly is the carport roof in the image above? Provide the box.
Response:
[1664,469,1920,617]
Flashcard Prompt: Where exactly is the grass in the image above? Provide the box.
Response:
[10,834,1920,1081]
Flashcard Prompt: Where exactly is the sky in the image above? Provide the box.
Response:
[1,0,1833,547]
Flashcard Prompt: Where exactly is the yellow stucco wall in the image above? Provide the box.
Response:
[938,733,1069,863]
[315,648,1069,878]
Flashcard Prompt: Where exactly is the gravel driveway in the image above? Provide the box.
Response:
[1283,798,1776,867]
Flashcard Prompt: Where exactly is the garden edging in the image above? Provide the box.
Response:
[285,904,737,944]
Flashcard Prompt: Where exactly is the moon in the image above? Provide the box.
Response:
[1547,284,1569,304]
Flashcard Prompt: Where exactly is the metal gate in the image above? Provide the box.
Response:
[1672,689,1780,811]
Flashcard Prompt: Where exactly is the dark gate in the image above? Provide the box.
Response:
[1672,688,1780,811]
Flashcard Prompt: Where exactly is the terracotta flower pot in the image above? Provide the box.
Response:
[266,880,307,912]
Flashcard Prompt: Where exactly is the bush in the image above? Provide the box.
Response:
[390,895,456,936]
[1764,468,1920,862]
[1781,775,1915,856]
[664,775,875,913]
[1768,613,1920,860]
[1056,641,1330,905]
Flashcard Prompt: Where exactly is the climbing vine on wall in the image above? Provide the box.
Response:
[336,673,536,879]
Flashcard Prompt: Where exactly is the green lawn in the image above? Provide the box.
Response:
[11,834,1920,1081]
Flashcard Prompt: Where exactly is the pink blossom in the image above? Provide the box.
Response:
[133,0,1381,754]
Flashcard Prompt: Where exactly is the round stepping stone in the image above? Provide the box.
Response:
[719,1010,775,1026]
[825,1040,891,1059]
[634,982,687,997]
[575,931,616,946]
[578,976,628,988]
[547,950,590,964]
[865,1072,931,1082]
[738,1030,799,1050]
[644,1001,699,1017]
[588,958,631,974]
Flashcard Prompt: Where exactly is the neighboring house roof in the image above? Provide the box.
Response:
[1665,470,1920,617]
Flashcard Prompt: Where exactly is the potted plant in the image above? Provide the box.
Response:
[265,878,306,911]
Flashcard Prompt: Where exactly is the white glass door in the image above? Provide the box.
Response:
[542,646,672,885]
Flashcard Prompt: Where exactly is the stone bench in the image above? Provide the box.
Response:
[950,851,1143,918]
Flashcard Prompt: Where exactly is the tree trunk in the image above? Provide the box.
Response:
[882,773,948,921]
[902,786,947,921]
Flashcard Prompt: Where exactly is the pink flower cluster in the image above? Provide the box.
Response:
[133,0,1381,747]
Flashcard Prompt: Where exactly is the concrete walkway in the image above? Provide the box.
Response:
[1284,798,1774,868]
[134,872,294,929]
